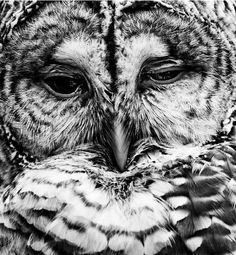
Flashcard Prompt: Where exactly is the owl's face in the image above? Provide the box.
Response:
[1,1,236,254]
[0,1,234,170]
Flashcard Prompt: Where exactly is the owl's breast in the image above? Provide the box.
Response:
[1,141,236,254]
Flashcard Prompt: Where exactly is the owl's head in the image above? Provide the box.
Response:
[1,2,236,254]
[0,0,236,173]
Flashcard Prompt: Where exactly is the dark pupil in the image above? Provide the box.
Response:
[46,77,82,94]
[148,70,180,81]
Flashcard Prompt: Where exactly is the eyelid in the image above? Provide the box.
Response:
[45,73,74,79]
[40,63,86,78]
[141,59,185,72]
[42,66,89,86]
[145,65,186,74]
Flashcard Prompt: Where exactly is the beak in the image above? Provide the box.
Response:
[112,121,130,172]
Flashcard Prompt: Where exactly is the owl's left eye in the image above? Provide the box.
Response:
[144,68,184,84]
[139,59,186,90]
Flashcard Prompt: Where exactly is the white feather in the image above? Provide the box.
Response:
[185,236,203,252]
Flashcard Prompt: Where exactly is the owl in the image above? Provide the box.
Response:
[0,0,236,254]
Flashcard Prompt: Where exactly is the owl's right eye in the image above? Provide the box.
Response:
[44,74,89,99]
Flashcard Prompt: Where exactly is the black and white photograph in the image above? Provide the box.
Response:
[0,0,236,254]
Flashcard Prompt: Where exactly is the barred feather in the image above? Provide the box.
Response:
[1,138,236,254]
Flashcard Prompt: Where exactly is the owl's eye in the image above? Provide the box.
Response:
[139,59,186,90]
[145,68,184,84]
[44,75,89,99]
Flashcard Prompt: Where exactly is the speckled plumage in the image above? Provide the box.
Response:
[0,1,236,254]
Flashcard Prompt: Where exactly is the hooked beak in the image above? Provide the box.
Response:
[112,121,130,172]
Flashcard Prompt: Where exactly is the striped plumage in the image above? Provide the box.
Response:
[0,0,236,254]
